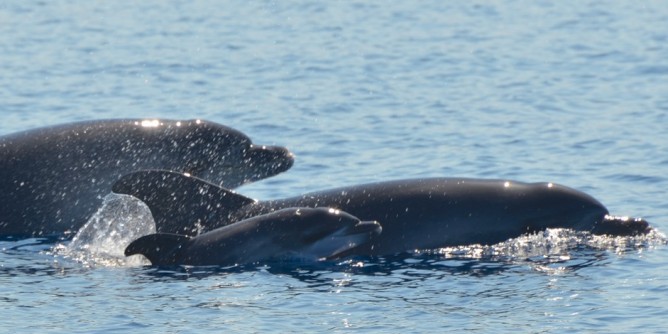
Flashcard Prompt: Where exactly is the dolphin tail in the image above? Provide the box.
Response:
[125,233,191,265]
[112,170,256,236]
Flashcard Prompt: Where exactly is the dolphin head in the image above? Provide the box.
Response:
[175,121,295,188]
[505,182,648,235]
[516,182,651,236]
[130,119,294,188]
[269,207,382,260]
[510,182,610,233]
[232,144,295,186]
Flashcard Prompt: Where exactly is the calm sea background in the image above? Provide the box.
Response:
[2,1,668,333]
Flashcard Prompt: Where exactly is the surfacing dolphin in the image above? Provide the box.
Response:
[0,119,294,237]
[113,170,651,258]
[125,207,382,266]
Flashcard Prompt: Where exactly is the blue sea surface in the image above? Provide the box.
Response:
[2,1,668,333]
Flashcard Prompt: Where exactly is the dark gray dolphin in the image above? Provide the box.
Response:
[0,119,294,237]
[113,170,650,257]
[125,207,382,266]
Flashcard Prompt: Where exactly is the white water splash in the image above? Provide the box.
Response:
[423,228,667,261]
[54,193,156,267]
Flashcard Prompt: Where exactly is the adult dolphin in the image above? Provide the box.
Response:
[125,207,382,266]
[113,170,651,257]
[0,119,294,237]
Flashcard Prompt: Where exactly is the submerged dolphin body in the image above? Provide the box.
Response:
[0,119,294,237]
[114,170,651,257]
[125,207,382,266]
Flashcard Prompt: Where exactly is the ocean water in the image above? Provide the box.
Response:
[2,1,668,333]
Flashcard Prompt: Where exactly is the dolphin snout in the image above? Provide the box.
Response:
[349,220,382,237]
[246,145,295,171]
[591,215,651,236]
[303,220,382,260]
[248,144,294,161]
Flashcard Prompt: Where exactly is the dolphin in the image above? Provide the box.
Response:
[0,119,294,237]
[125,207,382,266]
[113,170,651,257]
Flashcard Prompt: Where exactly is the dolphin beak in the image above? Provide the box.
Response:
[245,145,295,173]
[304,220,383,260]
[352,220,382,237]
[591,215,651,236]
[248,144,294,164]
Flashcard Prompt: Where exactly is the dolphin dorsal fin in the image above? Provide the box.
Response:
[125,233,191,265]
[112,170,256,236]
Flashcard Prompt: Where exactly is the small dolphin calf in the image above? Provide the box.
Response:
[0,119,294,237]
[125,207,382,266]
[114,170,651,257]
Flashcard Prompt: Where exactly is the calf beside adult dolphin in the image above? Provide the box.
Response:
[0,119,294,237]
[113,170,650,260]
[125,207,382,266]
